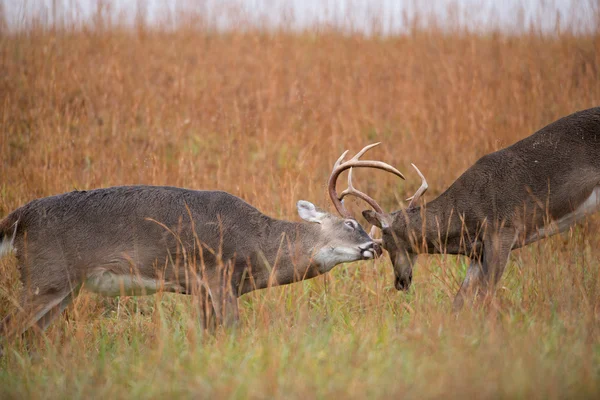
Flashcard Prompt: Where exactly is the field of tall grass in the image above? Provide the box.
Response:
[1,2,600,398]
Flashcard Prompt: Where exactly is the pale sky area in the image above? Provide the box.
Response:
[2,0,598,34]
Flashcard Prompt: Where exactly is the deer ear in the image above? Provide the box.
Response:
[362,210,390,229]
[297,201,326,224]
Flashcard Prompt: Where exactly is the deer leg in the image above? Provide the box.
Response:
[0,288,77,358]
[1,287,77,341]
[471,228,517,306]
[452,257,485,311]
[481,228,517,289]
[34,285,80,332]
[220,288,239,329]
[453,229,517,311]
[201,263,240,330]
[194,284,217,333]
[206,282,239,329]
[193,277,239,332]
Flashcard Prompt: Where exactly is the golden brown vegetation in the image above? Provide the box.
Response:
[1,4,600,399]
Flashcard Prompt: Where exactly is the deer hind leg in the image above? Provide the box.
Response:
[34,285,80,332]
[0,288,75,358]
[1,285,79,340]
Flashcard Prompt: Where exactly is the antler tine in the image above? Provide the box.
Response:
[331,143,406,180]
[346,167,355,190]
[369,225,383,246]
[406,163,428,208]
[328,150,352,218]
[333,150,350,170]
[328,143,405,219]
[369,225,379,238]
[339,168,385,214]
[350,142,381,160]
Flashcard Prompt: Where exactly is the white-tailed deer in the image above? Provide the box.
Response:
[0,145,403,339]
[354,107,600,309]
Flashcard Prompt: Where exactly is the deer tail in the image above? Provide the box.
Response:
[0,214,19,258]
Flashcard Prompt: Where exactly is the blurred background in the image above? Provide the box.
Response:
[3,0,599,35]
[0,1,599,399]
[1,0,598,216]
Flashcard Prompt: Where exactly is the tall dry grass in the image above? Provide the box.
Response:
[0,2,600,399]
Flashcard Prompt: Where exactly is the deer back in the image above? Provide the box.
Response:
[429,107,600,234]
[1,187,274,287]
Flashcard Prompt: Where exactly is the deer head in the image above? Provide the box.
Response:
[323,143,416,280]
[355,160,429,291]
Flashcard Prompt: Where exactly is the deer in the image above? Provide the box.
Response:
[344,107,600,310]
[0,145,403,342]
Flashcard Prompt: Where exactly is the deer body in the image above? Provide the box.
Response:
[362,107,600,308]
[0,185,377,336]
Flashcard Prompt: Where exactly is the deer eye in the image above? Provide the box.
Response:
[344,220,356,230]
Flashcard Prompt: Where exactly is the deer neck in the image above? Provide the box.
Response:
[262,219,320,267]
[237,218,322,293]
[402,197,465,255]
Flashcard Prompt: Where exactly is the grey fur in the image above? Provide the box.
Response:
[0,187,375,336]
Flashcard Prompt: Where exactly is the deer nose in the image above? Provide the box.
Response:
[359,243,373,251]
[394,274,412,291]
[372,242,383,257]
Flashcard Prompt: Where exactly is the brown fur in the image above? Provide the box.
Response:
[364,107,600,309]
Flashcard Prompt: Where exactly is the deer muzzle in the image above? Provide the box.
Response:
[394,274,412,291]
[372,241,383,257]
[392,252,416,291]
[359,242,378,259]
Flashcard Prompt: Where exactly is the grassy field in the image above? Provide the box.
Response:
[1,3,600,399]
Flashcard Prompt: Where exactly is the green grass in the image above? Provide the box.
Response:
[1,241,599,399]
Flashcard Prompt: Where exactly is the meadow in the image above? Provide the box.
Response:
[1,3,600,399]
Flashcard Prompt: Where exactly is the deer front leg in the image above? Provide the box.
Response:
[452,257,484,311]
[212,283,239,329]
[453,228,517,311]
[200,272,240,331]
[221,289,239,329]
[194,284,217,333]
[482,228,518,289]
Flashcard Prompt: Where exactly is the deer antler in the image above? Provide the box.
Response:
[328,143,405,218]
[339,168,387,213]
[405,163,428,208]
